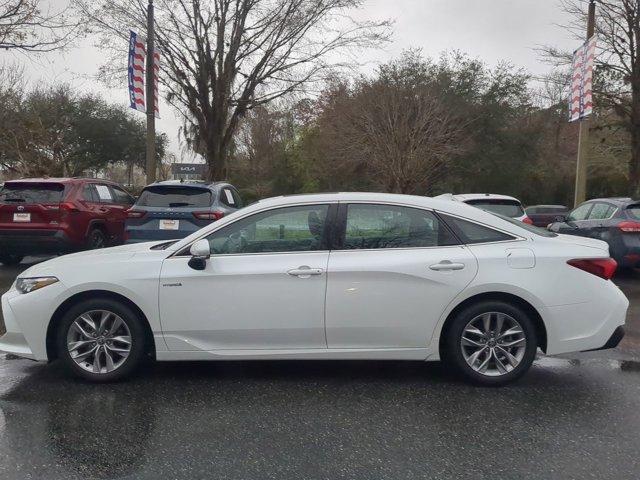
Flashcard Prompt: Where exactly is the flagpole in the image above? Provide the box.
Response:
[573,0,596,207]
[145,0,156,185]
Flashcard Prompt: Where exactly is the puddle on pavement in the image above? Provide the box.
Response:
[534,355,640,372]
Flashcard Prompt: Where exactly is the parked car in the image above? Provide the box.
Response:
[435,193,532,224]
[0,178,135,265]
[1,192,627,386]
[525,205,569,227]
[548,197,640,269]
[124,181,243,243]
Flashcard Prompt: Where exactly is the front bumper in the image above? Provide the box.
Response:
[0,292,35,359]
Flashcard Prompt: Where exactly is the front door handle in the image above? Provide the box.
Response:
[287,266,323,278]
[429,260,465,271]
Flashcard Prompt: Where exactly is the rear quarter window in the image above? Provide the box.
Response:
[137,186,212,208]
[625,204,640,220]
[439,214,516,244]
[0,182,65,203]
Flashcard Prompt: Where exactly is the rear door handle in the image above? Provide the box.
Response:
[287,266,323,277]
[429,261,465,271]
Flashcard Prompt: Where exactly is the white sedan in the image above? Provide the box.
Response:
[0,193,628,385]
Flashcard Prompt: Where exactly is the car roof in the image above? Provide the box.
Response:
[4,177,116,185]
[584,197,636,206]
[170,192,537,252]
[436,193,521,203]
[146,180,231,190]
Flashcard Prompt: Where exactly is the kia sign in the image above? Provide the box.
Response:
[171,163,207,175]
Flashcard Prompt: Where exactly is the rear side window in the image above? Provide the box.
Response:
[220,188,242,208]
[94,184,113,203]
[82,184,98,202]
[465,199,524,218]
[440,214,515,244]
[137,186,212,208]
[0,182,65,204]
[343,204,459,249]
[587,203,616,220]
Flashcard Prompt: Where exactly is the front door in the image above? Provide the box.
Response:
[325,203,478,349]
[159,203,335,351]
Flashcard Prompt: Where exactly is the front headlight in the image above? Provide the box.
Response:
[15,276,59,294]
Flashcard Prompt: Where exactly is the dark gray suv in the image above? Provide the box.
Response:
[124,181,243,243]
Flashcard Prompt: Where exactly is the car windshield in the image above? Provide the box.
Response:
[492,213,558,237]
[0,182,65,203]
[466,199,525,218]
[136,186,212,208]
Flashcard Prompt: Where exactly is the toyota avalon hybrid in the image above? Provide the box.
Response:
[0,193,627,386]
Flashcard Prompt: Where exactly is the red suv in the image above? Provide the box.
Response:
[0,178,135,265]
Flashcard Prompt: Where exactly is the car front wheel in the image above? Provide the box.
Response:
[56,298,146,382]
[444,300,537,386]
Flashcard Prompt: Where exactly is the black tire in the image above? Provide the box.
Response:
[86,227,106,249]
[443,300,537,386]
[56,298,146,382]
[0,254,24,266]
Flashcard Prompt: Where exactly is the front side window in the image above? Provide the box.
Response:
[343,204,458,249]
[440,214,515,244]
[111,186,134,205]
[568,203,592,221]
[205,204,330,254]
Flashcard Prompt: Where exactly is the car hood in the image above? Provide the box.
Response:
[552,233,610,253]
[19,241,167,277]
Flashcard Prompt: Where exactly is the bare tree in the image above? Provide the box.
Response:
[318,75,469,194]
[0,0,78,51]
[78,0,390,180]
[543,0,640,195]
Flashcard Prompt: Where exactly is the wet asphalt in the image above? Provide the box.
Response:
[0,258,640,479]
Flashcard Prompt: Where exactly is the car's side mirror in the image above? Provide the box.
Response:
[554,215,565,222]
[188,239,210,271]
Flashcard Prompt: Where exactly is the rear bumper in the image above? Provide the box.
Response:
[544,282,628,355]
[584,326,625,352]
[0,229,75,255]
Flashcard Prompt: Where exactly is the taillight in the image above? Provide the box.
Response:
[522,216,533,225]
[126,209,146,219]
[193,210,224,221]
[567,258,617,280]
[618,221,640,232]
[60,202,79,213]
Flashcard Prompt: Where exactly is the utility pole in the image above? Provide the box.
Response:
[145,0,157,185]
[573,0,596,207]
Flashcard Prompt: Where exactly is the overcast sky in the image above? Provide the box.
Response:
[10,0,578,160]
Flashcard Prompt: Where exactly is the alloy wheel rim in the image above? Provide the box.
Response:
[460,312,527,377]
[91,232,105,249]
[66,310,132,374]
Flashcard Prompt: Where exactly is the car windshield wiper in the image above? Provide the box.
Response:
[168,202,194,207]
[3,198,26,202]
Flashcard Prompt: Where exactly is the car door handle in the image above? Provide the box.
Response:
[429,261,465,271]
[287,266,324,277]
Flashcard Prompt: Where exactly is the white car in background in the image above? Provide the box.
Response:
[0,192,628,386]
[436,193,532,224]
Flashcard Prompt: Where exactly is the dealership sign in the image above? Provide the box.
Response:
[171,163,207,175]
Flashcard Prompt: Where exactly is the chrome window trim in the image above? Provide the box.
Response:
[168,199,526,258]
[168,201,336,258]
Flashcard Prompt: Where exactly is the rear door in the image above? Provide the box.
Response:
[325,203,478,350]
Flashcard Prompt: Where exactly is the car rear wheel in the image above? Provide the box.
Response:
[56,298,146,382]
[443,300,537,386]
[0,254,24,266]
[86,228,106,249]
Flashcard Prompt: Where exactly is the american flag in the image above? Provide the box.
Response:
[128,30,160,117]
[569,35,596,122]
